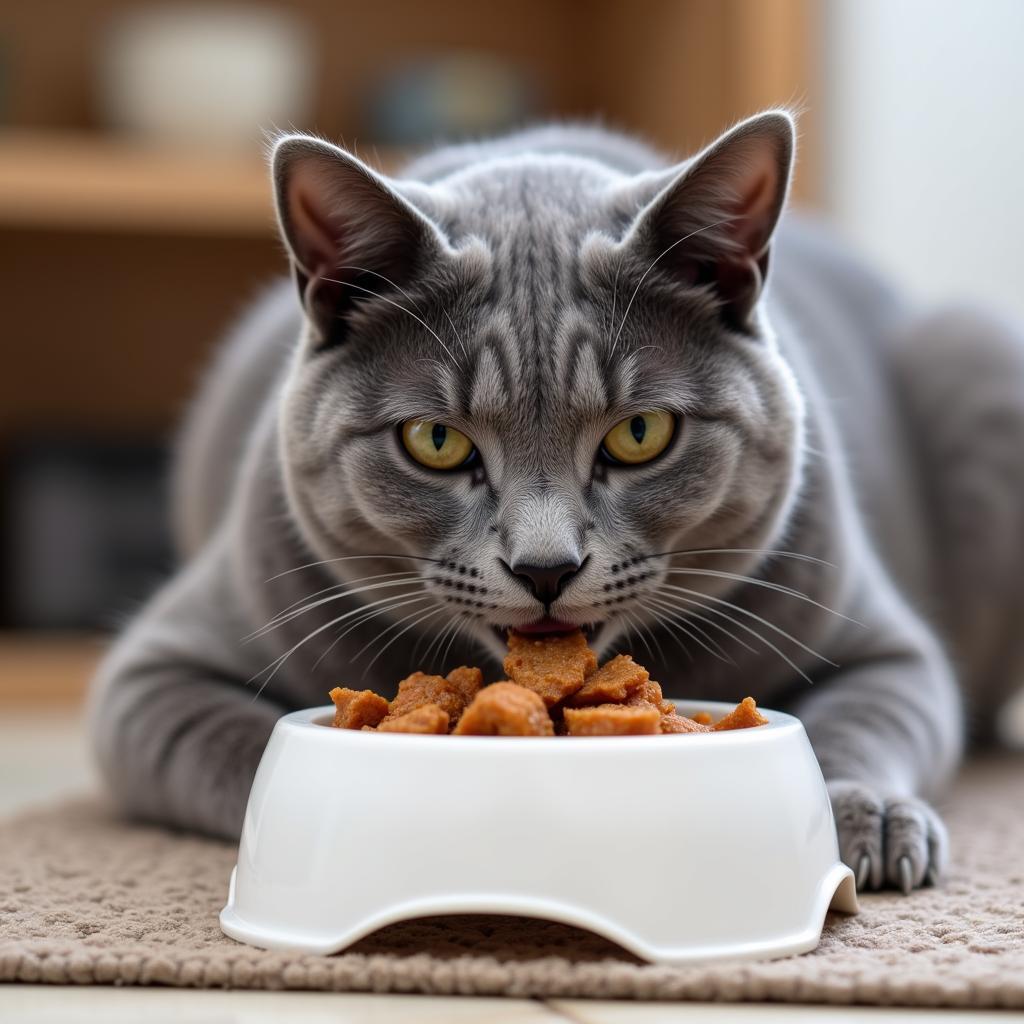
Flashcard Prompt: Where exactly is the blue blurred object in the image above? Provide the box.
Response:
[365,53,535,146]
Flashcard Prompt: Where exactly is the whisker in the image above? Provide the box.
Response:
[645,594,736,665]
[655,596,759,656]
[248,591,427,697]
[621,609,657,664]
[656,584,835,685]
[440,307,471,364]
[607,258,622,347]
[335,265,426,315]
[358,605,448,679]
[266,552,439,584]
[637,601,694,662]
[633,608,668,666]
[245,577,424,642]
[644,546,835,568]
[663,567,861,625]
[336,263,471,364]
[248,571,420,639]
[438,613,471,671]
[311,594,433,671]
[419,611,460,669]
[612,216,738,352]
[323,277,459,365]
[657,587,814,685]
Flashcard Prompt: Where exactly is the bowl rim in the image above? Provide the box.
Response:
[280,699,803,749]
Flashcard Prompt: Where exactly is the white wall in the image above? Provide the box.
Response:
[824,0,1024,319]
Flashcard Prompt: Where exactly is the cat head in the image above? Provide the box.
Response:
[270,112,805,663]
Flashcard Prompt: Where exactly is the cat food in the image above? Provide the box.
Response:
[563,703,661,736]
[327,628,768,737]
[382,670,467,725]
[712,696,769,731]
[566,653,649,706]
[377,704,450,734]
[660,711,713,734]
[453,682,554,736]
[503,630,599,706]
[329,687,390,729]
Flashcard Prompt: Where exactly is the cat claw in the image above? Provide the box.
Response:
[898,855,913,895]
[924,864,939,888]
[856,852,872,891]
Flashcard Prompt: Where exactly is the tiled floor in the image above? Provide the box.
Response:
[1,987,1016,1022]
[0,710,1014,1022]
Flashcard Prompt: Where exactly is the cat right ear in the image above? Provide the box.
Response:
[271,134,442,348]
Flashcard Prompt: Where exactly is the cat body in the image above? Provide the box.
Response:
[89,117,1024,892]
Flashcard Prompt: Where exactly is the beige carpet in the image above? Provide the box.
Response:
[1,756,1022,1007]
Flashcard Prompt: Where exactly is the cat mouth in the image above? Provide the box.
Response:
[492,618,597,641]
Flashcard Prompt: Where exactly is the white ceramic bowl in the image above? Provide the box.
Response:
[220,701,857,964]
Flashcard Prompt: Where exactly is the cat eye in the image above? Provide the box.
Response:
[600,410,676,465]
[401,419,477,470]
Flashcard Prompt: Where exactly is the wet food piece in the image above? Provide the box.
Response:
[567,654,649,706]
[503,629,598,706]
[563,703,661,736]
[660,711,712,734]
[329,687,390,730]
[713,696,769,731]
[383,671,466,727]
[377,704,450,734]
[453,682,555,736]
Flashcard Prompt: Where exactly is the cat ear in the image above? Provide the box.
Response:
[619,110,795,333]
[271,134,442,347]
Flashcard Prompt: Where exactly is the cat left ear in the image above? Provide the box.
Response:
[620,110,795,333]
[271,134,443,348]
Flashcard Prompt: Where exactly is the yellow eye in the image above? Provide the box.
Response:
[601,411,676,465]
[401,419,476,470]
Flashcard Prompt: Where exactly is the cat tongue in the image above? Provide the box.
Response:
[516,617,577,635]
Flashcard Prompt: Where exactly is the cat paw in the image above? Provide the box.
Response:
[826,780,949,894]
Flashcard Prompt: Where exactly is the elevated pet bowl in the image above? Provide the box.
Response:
[220,701,857,964]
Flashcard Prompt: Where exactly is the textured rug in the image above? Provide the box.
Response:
[1,756,1023,1007]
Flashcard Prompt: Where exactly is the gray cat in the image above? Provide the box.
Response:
[88,112,1024,893]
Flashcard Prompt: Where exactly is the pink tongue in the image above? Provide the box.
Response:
[516,618,576,635]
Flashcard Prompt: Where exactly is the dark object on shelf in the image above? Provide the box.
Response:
[1,438,173,630]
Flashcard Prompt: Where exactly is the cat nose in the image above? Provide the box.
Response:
[505,559,582,605]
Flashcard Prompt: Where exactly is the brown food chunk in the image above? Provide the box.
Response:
[453,682,555,736]
[689,710,713,726]
[713,696,769,731]
[445,665,484,705]
[627,678,676,715]
[384,671,465,728]
[567,654,649,706]
[377,703,450,734]
[503,630,598,706]
[660,711,712,734]
[564,703,661,736]
[329,687,390,730]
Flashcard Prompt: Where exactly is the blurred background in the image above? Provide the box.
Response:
[0,0,1022,734]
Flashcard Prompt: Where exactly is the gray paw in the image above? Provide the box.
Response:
[826,780,949,894]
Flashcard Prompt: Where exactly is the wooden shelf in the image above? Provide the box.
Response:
[0,131,397,238]
[0,632,108,706]
[0,131,278,236]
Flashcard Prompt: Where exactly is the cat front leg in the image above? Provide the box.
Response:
[88,536,284,841]
[789,611,963,893]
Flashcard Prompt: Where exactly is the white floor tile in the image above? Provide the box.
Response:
[0,987,562,1023]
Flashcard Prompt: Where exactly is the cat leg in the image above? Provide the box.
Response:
[892,305,1024,742]
[87,536,283,841]
[790,605,962,892]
